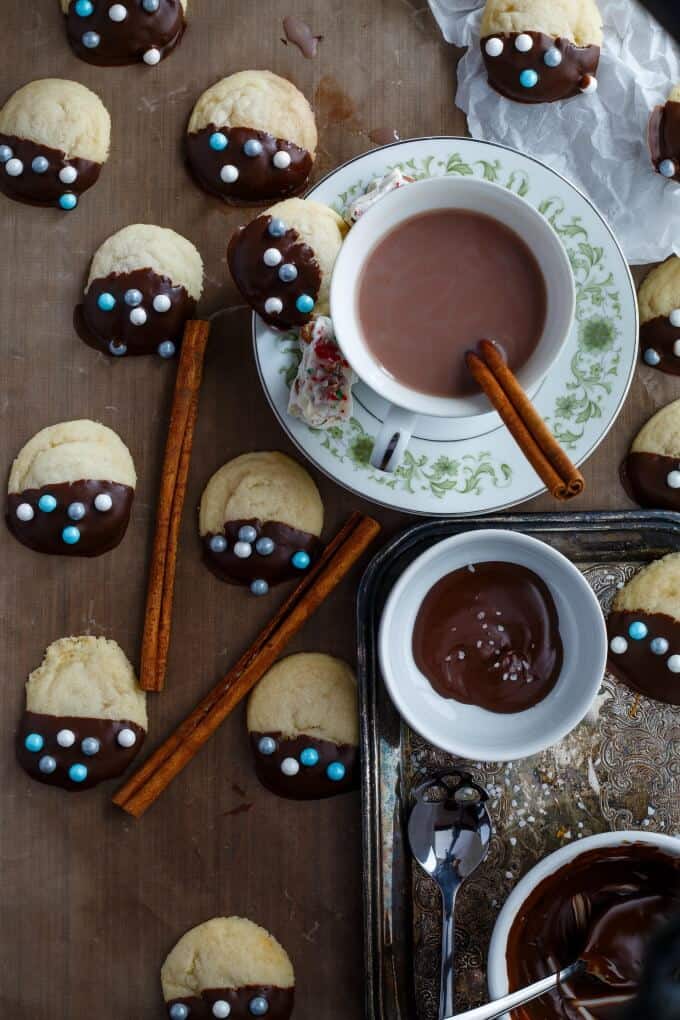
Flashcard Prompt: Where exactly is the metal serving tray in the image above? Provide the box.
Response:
[357,511,680,1020]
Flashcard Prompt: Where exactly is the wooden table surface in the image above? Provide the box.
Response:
[0,2,668,1018]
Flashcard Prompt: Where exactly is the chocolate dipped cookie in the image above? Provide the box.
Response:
[622,399,680,511]
[75,224,203,358]
[17,636,147,791]
[162,917,295,1020]
[228,197,347,330]
[198,452,323,596]
[186,70,317,205]
[7,419,136,556]
[638,256,680,374]
[480,0,602,104]
[607,552,680,706]
[61,0,187,67]
[0,79,110,210]
[649,84,680,183]
[247,653,359,800]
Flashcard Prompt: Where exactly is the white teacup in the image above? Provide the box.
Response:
[330,176,575,472]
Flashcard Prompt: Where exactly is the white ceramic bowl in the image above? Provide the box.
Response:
[330,175,576,419]
[487,831,680,1015]
[378,529,607,761]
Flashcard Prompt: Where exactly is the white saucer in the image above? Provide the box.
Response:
[253,137,638,515]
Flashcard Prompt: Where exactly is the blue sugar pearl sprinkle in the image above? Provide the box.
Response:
[125,288,143,306]
[544,47,562,67]
[651,637,670,655]
[256,537,275,556]
[209,535,227,554]
[169,1007,189,1020]
[69,763,88,784]
[291,550,310,570]
[97,292,116,312]
[300,747,319,767]
[59,193,78,211]
[243,139,263,157]
[62,526,81,546]
[24,733,44,753]
[81,737,100,756]
[295,294,314,314]
[258,736,277,755]
[249,998,269,1017]
[68,501,86,521]
[209,131,228,151]
[628,620,648,641]
[39,755,57,774]
[38,493,57,513]
[0,145,13,163]
[519,69,539,89]
[268,218,286,238]
[327,761,346,782]
[251,579,269,597]
[75,0,94,14]
[158,340,176,359]
[32,156,49,174]
[278,263,298,283]
[109,340,127,356]
[143,0,160,9]
[82,30,100,48]
[644,348,661,367]
[238,525,258,543]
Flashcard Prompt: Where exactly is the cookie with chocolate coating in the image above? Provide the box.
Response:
[61,0,187,67]
[649,84,680,183]
[199,451,323,594]
[186,70,317,204]
[75,224,203,358]
[17,636,147,791]
[0,79,110,210]
[228,197,347,329]
[623,400,680,510]
[248,653,359,800]
[7,419,136,556]
[480,0,602,104]
[638,256,680,375]
[162,916,295,1020]
[607,552,680,706]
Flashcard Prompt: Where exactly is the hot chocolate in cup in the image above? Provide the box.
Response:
[330,176,575,472]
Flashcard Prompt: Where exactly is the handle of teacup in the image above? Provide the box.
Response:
[370,405,417,473]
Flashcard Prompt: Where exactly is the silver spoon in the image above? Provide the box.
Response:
[408,770,492,1019]
[442,962,584,1020]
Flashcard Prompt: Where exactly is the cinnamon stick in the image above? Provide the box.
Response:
[114,512,381,817]
[139,320,210,692]
[466,339,585,500]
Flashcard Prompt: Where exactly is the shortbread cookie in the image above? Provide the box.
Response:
[75,224,203,358]
[639,257,680,375]
[162,917,295,1020]
[248,653,359,800]
[7,420,136,556]
[480,0,602,104]
[199,452,323,595]
[17,636,147,791]
[649,84,680,183]
[607,553,680,705]
[0,79,110,209]
[186,70,317,204]
[623,400,680,511]
[61,0,187,67]
[228,198,347,329]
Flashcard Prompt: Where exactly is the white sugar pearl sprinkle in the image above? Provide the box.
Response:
[108,3,127,19]
[609,636,628,655]
[264,297,283,316]
[212,1004,231,1019]
[673,340,680,358]
[59,166,78,185]
[484,37,503,57]
[57,729,76,748]
[130,307,147,326]
[153,294,171,313]
[16,503,34,522]
[273,150,292,169]
[220,164,239,183]
[515,33,533,52]
[281,757,300,776]
[5,158,23,177]
[233,541,252,559]
[667,654,680,673]
[117,728,137,748]
[143,47,161,65]
[263,248,283,267]
[94,493,113,512]
[667,471,680,489]
[670,309,680,327]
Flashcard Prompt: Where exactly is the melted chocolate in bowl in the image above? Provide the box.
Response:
[505,844,680,1020]
[412,561,563,713]
[357,209,547,398]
